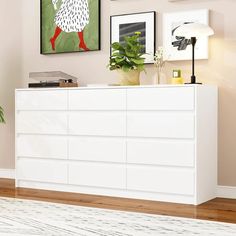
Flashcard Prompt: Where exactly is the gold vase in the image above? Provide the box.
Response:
[118,69,140,86]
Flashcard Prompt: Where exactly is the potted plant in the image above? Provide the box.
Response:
[109,32,145,86]
[0,106,5,123]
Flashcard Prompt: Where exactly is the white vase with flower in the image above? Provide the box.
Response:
[153,47,168,84]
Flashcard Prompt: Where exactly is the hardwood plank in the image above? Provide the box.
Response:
[1,179,236,224]
[0,178,15,189]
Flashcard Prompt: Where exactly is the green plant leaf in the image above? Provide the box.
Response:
[111,52,119,57]
[122,64,131,72]
[115,57,125,63]
[130,58,145,65]
[0,106,5,123]
[111,42,125,51]
[108,32,145,72]
[136,64,145,71]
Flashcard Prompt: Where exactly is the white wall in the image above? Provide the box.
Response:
[0,0,22,169]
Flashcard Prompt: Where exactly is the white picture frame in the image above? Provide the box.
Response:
[110,11,156,64]
[163,9,209,61]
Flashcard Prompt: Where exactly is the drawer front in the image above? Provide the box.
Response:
[69,112,126,136]
[127,166,194,195]
[68,163,126,189]
[127,87,194,110]
[127,140,195,167]
[69,89,126,110]
[17,135,67,159]
[17,159,67,184]
[69,137,126,163]
[127,112,194,138]
[16,111,67,134]
[16,90,67,110]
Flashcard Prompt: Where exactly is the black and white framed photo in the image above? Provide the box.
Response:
[163,9,209,61]
[110,11,156,64]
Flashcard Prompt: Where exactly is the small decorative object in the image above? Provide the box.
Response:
[153,47,168,84]
[171,70,184,84]
[0,106,5,123]
[109,32,145,86]
[174,23,214,84]
[40,0,101,54]
[110,11,156,64]
[163,9,209,61]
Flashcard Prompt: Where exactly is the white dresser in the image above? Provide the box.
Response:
[15,85,218,205]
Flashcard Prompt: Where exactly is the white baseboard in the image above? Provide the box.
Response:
[217,185,236,199]
[0,169,15,179]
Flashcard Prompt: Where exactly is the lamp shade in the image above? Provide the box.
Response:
[174,23,214,38]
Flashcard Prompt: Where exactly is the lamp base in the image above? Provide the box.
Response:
[185,82,202,85]
[185,75,202,84]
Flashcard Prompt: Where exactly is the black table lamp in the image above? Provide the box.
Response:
[174,23,214,84]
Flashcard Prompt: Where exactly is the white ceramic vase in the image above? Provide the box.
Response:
[153,68,167,84]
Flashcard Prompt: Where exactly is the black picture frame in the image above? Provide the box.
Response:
[40,0,101,55]
[110,11,156,64]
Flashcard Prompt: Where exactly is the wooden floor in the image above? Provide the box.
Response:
[1,178,236,224]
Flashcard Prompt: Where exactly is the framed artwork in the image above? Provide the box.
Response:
[163,9,209,61]
[110,11,156,64]
[40,0,101,54]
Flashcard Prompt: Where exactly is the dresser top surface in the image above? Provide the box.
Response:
[16,84,217,92]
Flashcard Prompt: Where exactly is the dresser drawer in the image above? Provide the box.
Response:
[69,137,126,163]
[68,163,126,189]
[127,166,195,195]
[69,111,126,137]
[69,89,126,110]
[16,90,67,110]
[16,111,67,134]
[127,140,195,167]
[17,159,67,184]
[127,87,194,111]
[17,135,67,159]
[127,112,195,138]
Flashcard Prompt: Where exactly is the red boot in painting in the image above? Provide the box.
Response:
[50,0,90,52]
[50,26,62,51]
[78,31,90,51]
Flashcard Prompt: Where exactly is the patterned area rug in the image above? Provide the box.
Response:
[0,197,236,236]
